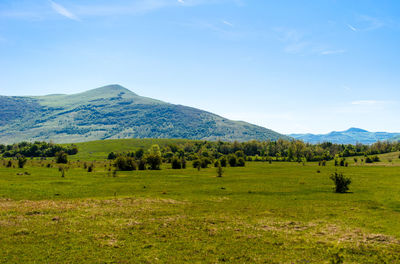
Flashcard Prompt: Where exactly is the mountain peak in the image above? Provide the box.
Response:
[89,84,137,95]
[345,128,368,133]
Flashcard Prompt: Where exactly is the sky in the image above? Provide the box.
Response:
[0,0,399,134]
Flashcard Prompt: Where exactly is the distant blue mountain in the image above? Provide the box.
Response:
[290,128,400,144]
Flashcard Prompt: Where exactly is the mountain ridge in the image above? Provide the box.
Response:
[0,84,288,144]
[290,128,400,144]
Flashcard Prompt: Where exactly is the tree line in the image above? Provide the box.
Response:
[0,141,78,158]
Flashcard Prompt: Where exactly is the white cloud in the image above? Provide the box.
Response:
[50,0,80,21]
[222,20,233,27]
[347,24,357,32]
[351,100,384,106]
[320,49,346,55]
[178,0,185,3]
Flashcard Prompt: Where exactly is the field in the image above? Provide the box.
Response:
[1,140,400,263]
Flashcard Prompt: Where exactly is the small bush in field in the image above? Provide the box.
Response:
[216,162,223,177]
[330,172,351,193]
[17,154,27,169]
[55,151,68,164]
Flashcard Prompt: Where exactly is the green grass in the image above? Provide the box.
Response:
[1,152,400,263]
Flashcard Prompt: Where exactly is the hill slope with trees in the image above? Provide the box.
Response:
[0,85,288,143]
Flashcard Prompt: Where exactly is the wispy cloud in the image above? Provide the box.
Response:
[275,27,345,56]
[347,24,358,32]
[320,49,346,55]
[351,100,385,106]
[177,0,185,3]
[348,15,384,32]
[50,1,79,21]
[222,20,233,27]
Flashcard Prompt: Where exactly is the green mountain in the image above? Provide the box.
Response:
[290,128,400,144]
[0,85,288,144]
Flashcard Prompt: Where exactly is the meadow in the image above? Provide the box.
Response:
[0,140,400,263]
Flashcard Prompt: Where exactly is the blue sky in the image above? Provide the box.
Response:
[0,0,399,134]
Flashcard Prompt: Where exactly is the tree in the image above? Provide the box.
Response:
[108,152,117,160]
[219,156,227,167]
[135,148,144,159]
[146,145,162,170]
[228,155,237,167]
[237,157,245,167]
[16,154,27,168]
[171,156,182,169]
[114,156,137,171]
[55,151,68,164]
[216,162,223,177]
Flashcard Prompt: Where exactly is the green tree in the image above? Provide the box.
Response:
[17,154,27,168]
[55,151,68,164]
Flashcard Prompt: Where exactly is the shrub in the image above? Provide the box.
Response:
[330,172,351,193]
[237,157,245,167]
[87,164,94,172]
[135,148,144,159]
[181,158,186,169]
[216,163,223,177]
[228,155,237,167]
[372,155,380,162]
[107,152,117,160]
[6,160,12,168]
[17,154,27,169]
[55,151,68,164]
[200,157,212,168]
[171,156,182,169]
[138,159,146,170]
[114,156,137,171]
[219,156,227,167]
[365,157,373,163]
[146,154,162,170]
[192,159,201,169]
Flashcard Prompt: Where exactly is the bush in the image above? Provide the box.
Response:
[200,157,212,168]
[216,163,223,177]
[228,155,237,167]
[365,157,373,163]
[108,152,117,160]
[237,157,245,167]
[192,159,201,169]
[17,154,27,169]
[330,172,351,193]
[372,155,380,162]
[114,156,137,171]
[55,151,68,164]
[87,163,94,172]
[219,156,227,167]
[146,154,162,170]
[171,156,182,169]
[138,159,146,170]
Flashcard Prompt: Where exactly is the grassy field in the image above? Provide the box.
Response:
[1,145,400,263]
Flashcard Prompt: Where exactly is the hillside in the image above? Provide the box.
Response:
[0,85,288,144]
[290,128,400,144]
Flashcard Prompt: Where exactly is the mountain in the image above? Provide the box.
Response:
[0,85,288,144]
[390,135,400,142]
[290,128,400,144]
